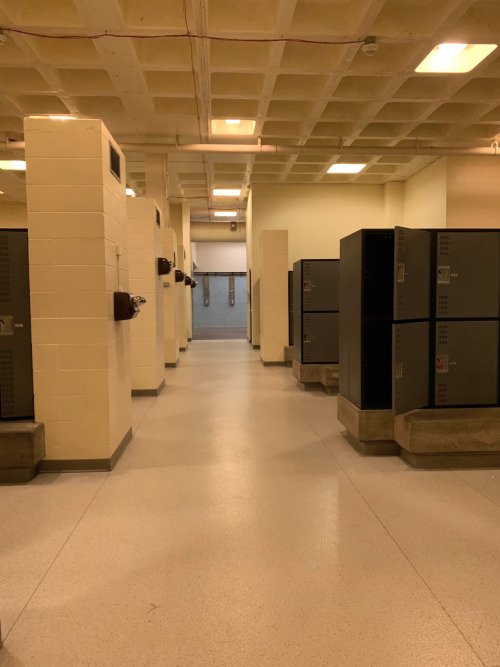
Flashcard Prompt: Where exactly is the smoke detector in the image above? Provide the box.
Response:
[361,36,378,57]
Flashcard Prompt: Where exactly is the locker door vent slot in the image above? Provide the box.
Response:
[0,235,11,303]
[436,383,448,405]
[438,235,450,256]
[0,349,15,417]
[437,295,449,317]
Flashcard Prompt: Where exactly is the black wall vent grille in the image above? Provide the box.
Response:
[109,143,121,182]
[155,208,161,228]
[0,349,15,417]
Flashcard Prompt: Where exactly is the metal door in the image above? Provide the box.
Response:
[0,230,34,418]
[302,312,339,363]
[392,321,429,415]
[394,226,430,321]
[436,232,500,319]
[302,260,339,312]
[435,320,498,406]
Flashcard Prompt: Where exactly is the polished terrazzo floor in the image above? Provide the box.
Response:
[1,340,500,666]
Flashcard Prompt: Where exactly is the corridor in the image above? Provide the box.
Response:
[1,340,500,666]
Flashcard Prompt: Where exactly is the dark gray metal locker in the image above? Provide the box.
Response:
[288,270,294,346]
[393,321,429,415]
[0,230,34,419]
[339,232,362,405]
[436,231,500,319]
[394,227,430,322]
[292,264,302,362]
[435,320,498,406]
[302,312,339,364]
[302,260,339,312]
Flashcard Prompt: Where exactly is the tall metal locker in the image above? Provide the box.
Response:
[339,230,394,410]
[288,270,293,346]
[293,259,339,365]
[0,230,34,419]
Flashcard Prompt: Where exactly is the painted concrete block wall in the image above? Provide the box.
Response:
[403,158,447,229]
[182,204,193,341]
[126,197,165,392]
[446,156,500,228]
[24,117,131,462]
[193,242,247,273]
[191,220,246,242]
[176,243,188,349]
[260,230,288,363]
[162,227,179,365]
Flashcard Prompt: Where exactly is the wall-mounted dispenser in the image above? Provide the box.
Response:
[175,270,185,283]
[114,292,147,321]
[190,280,198,289]
[184,275,192,286]
[158,257,174,275]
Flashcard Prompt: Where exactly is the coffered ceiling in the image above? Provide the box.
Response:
[1,0,500,222]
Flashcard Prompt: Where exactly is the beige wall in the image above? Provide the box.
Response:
[260,230,288,363]
[246,189,253,342]
[0,203,28,229]
[446,156,500,228]
[162,226,179,365]
[182,204,193,340]
[403,158,447,229]
[193,242,246,272]
[127,197,165,392]
[24,117,131,462]
[191,220,246,242]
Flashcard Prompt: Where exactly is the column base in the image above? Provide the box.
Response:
[131,380,165,397]
[165,360,179,368]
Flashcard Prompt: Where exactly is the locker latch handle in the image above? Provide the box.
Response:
[396,263,405,284]
[303,333,311,343]
[437,266,451,284]
[303,280,312,292]
[436,354,449,373]
[395,361,403,379]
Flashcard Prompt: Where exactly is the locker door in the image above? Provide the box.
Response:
[435,321,498,406]
[436,232,500,318]
[394,226,430,321]
[393,322,429,415]
[302,260,339,312]
[339,233,362,405]
[0,230,34,419]
[302,312,339,363]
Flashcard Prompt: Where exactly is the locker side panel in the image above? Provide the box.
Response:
[394,227,430,321]
[303,260,339,312]
[302,312,339,364]
[436,232,500,319]
[435,321,499,406]
[393,322,429,415]
[288,270,294,346]
[339,233,362,406]
[0,230,34,419]
[293,261,302,363]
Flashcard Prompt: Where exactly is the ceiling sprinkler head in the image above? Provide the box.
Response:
[361,36,378,57]
[0,30,7,47]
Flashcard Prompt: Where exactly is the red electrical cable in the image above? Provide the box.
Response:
[2,26,364,46]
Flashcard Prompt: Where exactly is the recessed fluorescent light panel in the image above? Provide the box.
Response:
[213,188,242,197]
[211,119,256,135]
[327,163,366,174]
[214,211,237,217]
[125,188,136,197]
[0,160,26,171]
[416,43,497,73]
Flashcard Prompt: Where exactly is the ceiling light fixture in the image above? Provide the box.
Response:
[0,160,26,171]
[211,119,256,136]
[0,190,4,195]
[125,188,136,197]
[327,163,366,174]
[213,188,242,197]
[416,43,497,73]
[214,211,237,217]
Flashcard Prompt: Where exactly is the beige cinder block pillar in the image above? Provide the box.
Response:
[24,117,132,468]
[126,197,165,395]
[177,244,188,350]
[162,227,179,366]
[260,230,288,364]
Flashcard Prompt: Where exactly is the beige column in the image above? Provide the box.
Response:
[162,227,179,366]
[170,203,189,350]
[126,197,165,395]
[24,117,131,468]
[176,243,188,350]
[259,230,288,364]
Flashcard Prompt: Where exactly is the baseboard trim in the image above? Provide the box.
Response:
[180,346,187,352]
[261,359,287,366]
[131,380,165,397]
[252,344,260,350]
[37,427,133,474]
[165,360,179,368]
[400,448,500,470]
[187,337,192,342]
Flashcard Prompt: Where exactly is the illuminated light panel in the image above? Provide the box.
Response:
[214,211,237,217]
[0,160,26,171]
[416,43,497,73]
[0,190,4,195]
[126,188,136,197]
[211,119,256,135]
[213,188,242,197]
[28,115,76,120]
[327,163,366,174]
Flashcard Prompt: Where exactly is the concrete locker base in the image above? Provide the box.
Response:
[292,359,339,393]
[0,422,45,483]
[337,394,397,455]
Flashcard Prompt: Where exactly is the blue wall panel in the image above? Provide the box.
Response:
[192,275,247,328]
